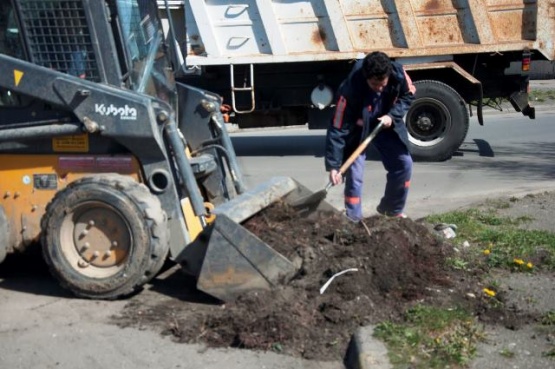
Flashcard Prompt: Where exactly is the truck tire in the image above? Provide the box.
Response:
[41,175,169,299]
[406,80,469,161]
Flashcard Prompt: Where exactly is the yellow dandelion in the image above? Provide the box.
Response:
[483,249,491,255]
[513,258,525,265]
[527,262,533,269]
[483,288,496,297]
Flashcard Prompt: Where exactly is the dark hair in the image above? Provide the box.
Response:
[362,51,392,80]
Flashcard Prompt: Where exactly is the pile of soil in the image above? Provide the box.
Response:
[114,202,476,361]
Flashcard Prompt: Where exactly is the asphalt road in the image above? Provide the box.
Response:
[231,105,555,219]
[1,104,555,369]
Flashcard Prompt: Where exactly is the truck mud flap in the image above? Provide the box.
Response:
[509,91,536,119]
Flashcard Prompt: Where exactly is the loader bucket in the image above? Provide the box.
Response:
[196,214,297,301]
[193,176,338,301]
[213,176,338,223]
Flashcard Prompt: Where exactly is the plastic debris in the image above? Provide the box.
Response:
[319,268,358,294]
[434,223,457,239]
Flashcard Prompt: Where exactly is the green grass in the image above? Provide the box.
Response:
[426,208,555,271]
[374,305,483,368]
[538,316,555,358]
[541,310,555,326]
[374,201,555,367]
[499,347,515,358]
[530,89,555,103]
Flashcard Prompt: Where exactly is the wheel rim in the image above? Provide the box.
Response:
[407,97,452,147]
[60,201,132,278]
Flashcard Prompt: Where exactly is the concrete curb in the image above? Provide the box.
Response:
[344,325,392,369]
[480,101,555,116]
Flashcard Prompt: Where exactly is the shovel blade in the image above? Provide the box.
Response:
[196,214,297,301]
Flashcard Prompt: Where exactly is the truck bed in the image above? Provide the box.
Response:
[161,0,554,66]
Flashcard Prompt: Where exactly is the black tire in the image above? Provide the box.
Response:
[406,80,469,161]
[41,175,169,299]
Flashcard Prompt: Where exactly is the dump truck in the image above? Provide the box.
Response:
[0,0,328,301]
[159,0,555,161]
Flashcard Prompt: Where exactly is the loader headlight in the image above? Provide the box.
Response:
[311,84,333,110]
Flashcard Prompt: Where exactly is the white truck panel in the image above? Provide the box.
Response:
[159,0,554,66]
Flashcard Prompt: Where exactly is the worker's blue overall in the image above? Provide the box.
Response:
[343,90,412,221]
[325,60,414,221]
[344,131,412,221]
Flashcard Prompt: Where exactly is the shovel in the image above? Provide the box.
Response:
[290,120,385,209]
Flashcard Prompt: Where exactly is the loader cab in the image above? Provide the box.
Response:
[0,2,23,107]
[0,0,177,110]
[113,0,177,108]
[0,3,22,59]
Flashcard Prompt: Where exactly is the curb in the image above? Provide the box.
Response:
[344,325,392,369]
[479,102,555,116]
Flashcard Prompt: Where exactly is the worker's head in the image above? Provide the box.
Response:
[362,52,392,93]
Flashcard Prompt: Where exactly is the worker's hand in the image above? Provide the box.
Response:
[378,115,393,128]
[329,169,343,186]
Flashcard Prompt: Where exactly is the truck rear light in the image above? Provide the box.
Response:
[522,49,531,72]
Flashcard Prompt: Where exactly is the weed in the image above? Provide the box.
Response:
[427,209,555,271]
[486,278,500,289]
[531,89,555,102]
[499,347,515,358]
[525,295,538,305]
[446,257,470,271]
[541,311,555,326]
[374,305,484,368]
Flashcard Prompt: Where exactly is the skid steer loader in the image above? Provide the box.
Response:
[0,0,330,301]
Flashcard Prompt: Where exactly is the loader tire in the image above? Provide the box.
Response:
[406,80,469,162]
[41,175,169,299]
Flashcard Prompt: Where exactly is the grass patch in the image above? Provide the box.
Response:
[499,347,515,358]
[374,305,483,368]
[541,310,555,326]
[446,256,470,271]
[530,89,555,103]
[426,208,555,271]
[538,317,555,358]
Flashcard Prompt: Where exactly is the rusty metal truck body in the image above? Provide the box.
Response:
[160,0,554,161]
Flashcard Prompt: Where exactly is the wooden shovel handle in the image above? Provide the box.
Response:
[338,120,385,175]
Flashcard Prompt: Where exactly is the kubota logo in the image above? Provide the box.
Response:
[94,103,137,120]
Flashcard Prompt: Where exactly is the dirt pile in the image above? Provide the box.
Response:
[184,203,455,359]
[114,202,463,361]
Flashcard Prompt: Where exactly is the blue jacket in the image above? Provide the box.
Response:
[325,60,415,171]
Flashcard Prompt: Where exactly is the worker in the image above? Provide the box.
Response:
[325,51,416,221]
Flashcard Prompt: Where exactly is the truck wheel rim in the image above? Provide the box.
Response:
[407,98,452,147]
[60,202,131,278]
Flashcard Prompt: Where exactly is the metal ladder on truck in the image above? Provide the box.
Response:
[230,63,255,114]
